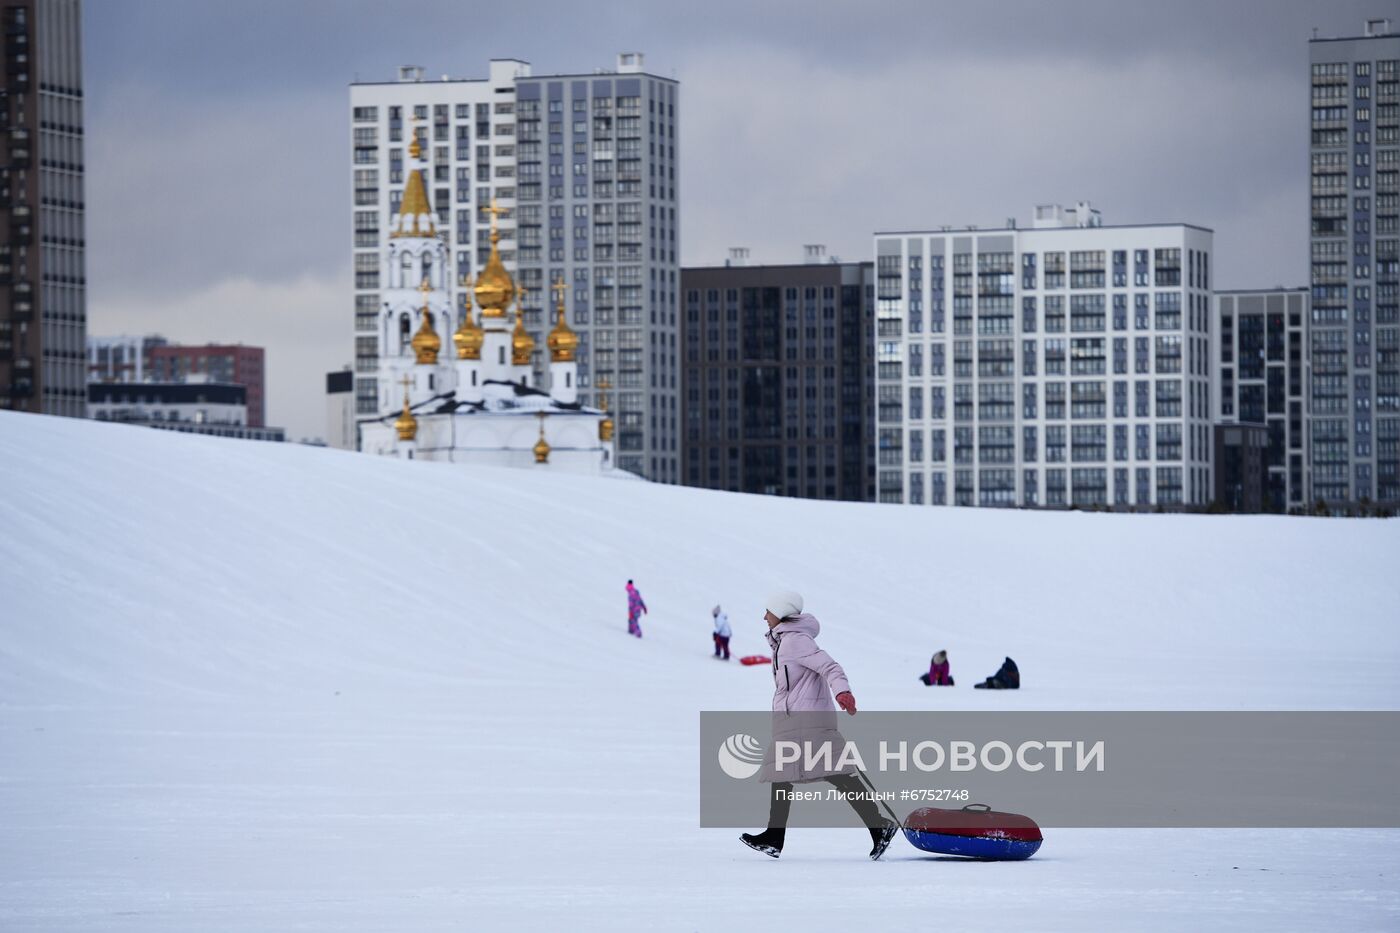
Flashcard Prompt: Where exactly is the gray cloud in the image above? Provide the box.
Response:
[84,0,1382,440]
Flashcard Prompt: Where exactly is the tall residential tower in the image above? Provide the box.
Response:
[1308,19,1400,507]
[348,53,679,479]
[0,0,84,417]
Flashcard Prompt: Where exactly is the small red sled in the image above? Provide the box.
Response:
[738,655,771,666]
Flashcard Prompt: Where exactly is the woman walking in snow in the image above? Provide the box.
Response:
[625,580,647,638]
[740,590,897,860]
[712,605,731,660]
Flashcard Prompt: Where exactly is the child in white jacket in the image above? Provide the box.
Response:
[712,605,731,660]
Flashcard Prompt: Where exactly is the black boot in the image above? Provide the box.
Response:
[868,820,898,861]
[740,828,785,858]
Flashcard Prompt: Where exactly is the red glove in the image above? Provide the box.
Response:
[836,691,857,716]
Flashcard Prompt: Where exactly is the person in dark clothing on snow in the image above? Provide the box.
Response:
[973,656,1020,690]
[919,649,954,686]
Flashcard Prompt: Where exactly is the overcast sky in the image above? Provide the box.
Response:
[84,0,1382,440]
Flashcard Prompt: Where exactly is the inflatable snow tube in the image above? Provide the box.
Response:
[738,655,771,666]
[902,804,1042,860]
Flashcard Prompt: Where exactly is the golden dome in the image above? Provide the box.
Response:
[456,308,490,358]
[473,200,515,317]
[547,280,579,363]
[453,307,484,361]
[511,287,535,366]
[452,276,484,361]
[411,305,441,364]
[533,415,551,463]
[394,388,418,442]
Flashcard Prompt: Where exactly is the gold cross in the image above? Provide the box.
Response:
[399,374,413,397]
[459,272,474,290]
[419,278,432,297]
[551,278,568,303]
[484,198,505,230]
[516,284,528,310]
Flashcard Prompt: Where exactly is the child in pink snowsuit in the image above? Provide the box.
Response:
[920,650,954,686]
[626,580,647,637]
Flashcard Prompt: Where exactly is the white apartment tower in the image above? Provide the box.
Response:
[875,204,1214,509]
[348,54,679,480]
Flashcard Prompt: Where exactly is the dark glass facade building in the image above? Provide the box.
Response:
[681,261,874,501]
[0,0,84,417]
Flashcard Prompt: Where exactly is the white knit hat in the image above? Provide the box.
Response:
[765,590,804,620]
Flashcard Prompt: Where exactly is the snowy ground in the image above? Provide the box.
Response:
[1,410,1397,931]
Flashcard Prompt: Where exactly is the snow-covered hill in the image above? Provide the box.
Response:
[1,410,1397,931]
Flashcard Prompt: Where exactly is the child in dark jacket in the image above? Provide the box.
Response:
[973,656,1020,690]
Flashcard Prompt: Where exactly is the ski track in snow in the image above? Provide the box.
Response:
[0,411,1397,931]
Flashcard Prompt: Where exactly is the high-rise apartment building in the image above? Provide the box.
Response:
[875,203,1215,509]
[0,0,84,417]
[1214,288,1310,511]
[681,252,874,501]
[348,53,679,480]
[1309,19,1400,507]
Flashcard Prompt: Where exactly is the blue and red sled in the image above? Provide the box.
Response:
[901,804,1043,860]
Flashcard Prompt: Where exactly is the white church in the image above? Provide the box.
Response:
[359,132,617,473]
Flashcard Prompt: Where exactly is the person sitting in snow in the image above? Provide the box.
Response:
[919,649,954,686]
[973,656,1020,690]
[625,580,647,638]
[712,605,731,660]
